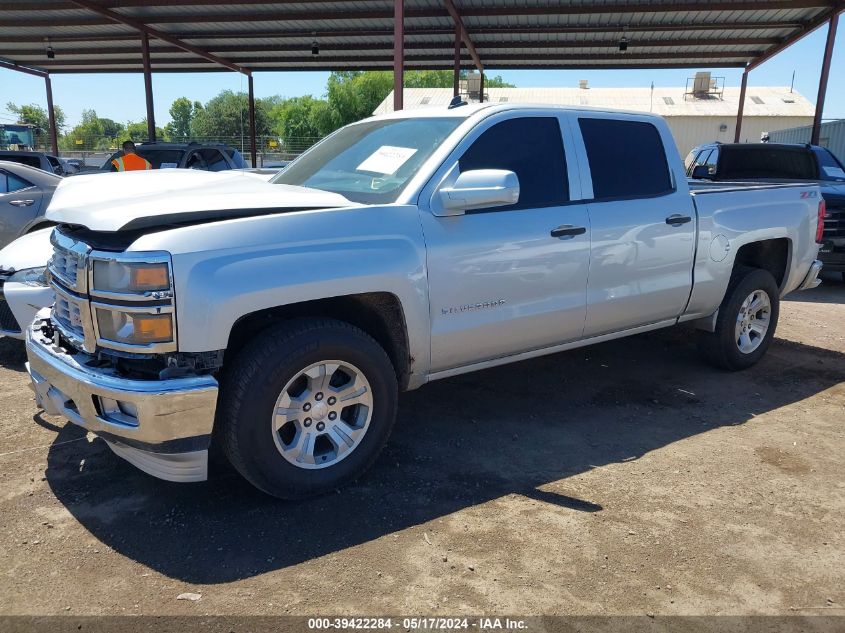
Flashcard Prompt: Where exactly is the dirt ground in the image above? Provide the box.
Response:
[0,277,843,618]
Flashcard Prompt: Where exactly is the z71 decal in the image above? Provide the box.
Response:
[800,191,819,199]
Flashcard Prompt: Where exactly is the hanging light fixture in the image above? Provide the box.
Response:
[45,37,55,59]
[311,32,319,55]
[618,36,628,52]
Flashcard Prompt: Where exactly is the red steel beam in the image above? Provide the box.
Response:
[44,74,59,155]
[30,50,761,68]
[248,74,257,166]
[811,11,839,144]
[443,0,483,71]
[0,58,47,77]
[394,0,404,111]
[453,25,461,97]
[747,4,844,70]
[734,69,749,142]
[0,23,809,44]
[67,0,250,74]
[0,37,781,57]
[141,32,156,142]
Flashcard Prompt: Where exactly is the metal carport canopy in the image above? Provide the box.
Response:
[1,1,843,156]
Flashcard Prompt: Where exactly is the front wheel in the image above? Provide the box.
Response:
[698,267,780,371]
[217,318,398,499]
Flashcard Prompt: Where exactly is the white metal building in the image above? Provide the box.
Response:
[375,85,815,156]
[768,119,845,160]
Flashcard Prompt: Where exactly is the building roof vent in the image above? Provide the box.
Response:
[579,79,589,89]
[750,96,764,104]
[663,96,675,105]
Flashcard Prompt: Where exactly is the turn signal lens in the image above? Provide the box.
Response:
[130,265,169,290]
[816,199,826,243]
[96,308,174,345]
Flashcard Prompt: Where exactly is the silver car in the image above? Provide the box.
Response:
[0,160,61,249]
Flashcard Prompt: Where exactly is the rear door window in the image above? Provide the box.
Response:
[719,147,817,179]
[579,118,672,199]
[459,116,569,211]
[0,170,33,194]
[4,154,41,169]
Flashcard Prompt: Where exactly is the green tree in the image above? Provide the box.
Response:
[325,71,394,129]
[403,70,514,89]
[164,96,194,141]
[60,109,117,150]
[6,101,66,137]
[270,95,330,152]
[122,119,167,143]
[190,90,272,144]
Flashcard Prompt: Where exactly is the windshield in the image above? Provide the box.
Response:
[271,117,463,204]
[814,148,845,182]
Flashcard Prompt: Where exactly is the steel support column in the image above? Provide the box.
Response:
[248,73,257,167]
[394,0,404,111]
[44,73,59,154]
[812,12,839,145]
[453,25,461,97]
[141,32,155,142]
[479,70,484,103]
[734,69,748,142]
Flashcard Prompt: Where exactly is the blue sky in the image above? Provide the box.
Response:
[1,24,842,129]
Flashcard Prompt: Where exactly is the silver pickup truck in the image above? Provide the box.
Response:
[25,104,824,498]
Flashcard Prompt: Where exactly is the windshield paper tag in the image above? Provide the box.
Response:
[159,162,178,169]
[356,145,417,175]
[822,166,845,178]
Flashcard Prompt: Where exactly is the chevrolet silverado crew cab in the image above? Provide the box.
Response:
[26,104,824,498]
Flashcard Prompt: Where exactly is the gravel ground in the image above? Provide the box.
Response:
[0,279,843,617]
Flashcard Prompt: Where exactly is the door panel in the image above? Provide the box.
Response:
[572,115,696,337]
[420,113,590,372]
[422,205,590,371]
[584,195,695,336]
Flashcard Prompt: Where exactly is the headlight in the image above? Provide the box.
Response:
[95,307,174,346]
[92,259,171,296]
[7,266,48,287]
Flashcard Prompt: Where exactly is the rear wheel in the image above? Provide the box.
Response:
[218,318,398,499]
[698,267,780,371]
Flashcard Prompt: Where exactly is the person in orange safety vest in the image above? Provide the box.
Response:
[111,140,152,172]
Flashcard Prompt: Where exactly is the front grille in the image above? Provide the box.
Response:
[0,298,19,333]
[823,205,845,240]
[53,290,85,340]
[48,231,88,293]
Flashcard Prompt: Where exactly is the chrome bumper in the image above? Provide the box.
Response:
[25,314,219,482]
[798,259,823,290]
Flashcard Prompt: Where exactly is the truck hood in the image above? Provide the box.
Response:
[0,228,53,272]
[46,169,356,232]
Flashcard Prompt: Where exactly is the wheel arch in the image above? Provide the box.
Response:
[732,237,792,290]
[225,292,413,390]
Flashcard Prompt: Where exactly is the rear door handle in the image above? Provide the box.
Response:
[665,214,692,226]
[9,199,35,207]
[550,224,587,238]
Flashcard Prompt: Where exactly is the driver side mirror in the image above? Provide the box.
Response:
[691,165,714,180]
[436,169,520,216]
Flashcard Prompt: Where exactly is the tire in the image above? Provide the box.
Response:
[698,267,780,371]
[217,318,398,499]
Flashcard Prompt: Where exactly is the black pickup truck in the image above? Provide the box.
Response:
[686,142,845,281]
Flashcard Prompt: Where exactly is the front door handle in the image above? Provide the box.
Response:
[666,214,692,226]
[9,199,35,207]
[550,224,587,238]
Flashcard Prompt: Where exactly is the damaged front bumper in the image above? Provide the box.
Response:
[25,313,219,482]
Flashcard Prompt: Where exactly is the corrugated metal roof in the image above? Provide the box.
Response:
[0,1,838,74]
[373,85,817,116]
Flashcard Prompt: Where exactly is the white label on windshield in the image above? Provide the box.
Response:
[356,145,417,175]
[159,162,178,169]
[822,166,845,178]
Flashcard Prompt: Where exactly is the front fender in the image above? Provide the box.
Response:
[130,205,431,381]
